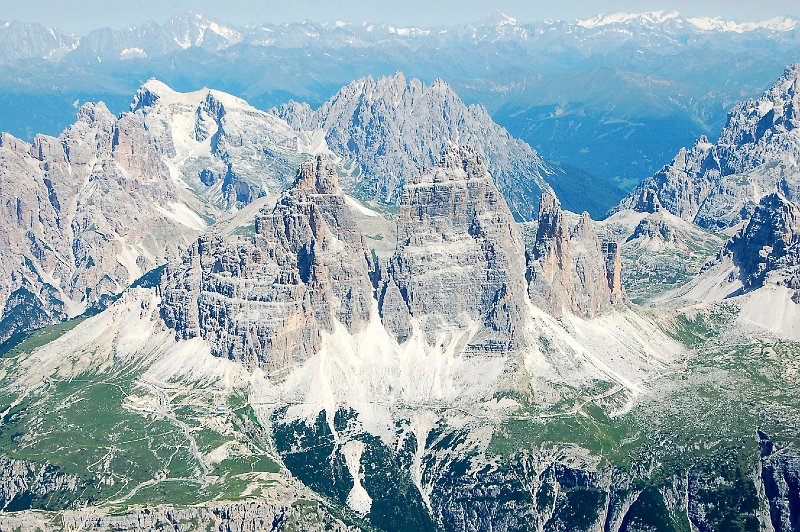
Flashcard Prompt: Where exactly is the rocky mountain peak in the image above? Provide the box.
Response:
[719,63,800,148]
[74,101,115,126]
[527,193,623,317]
[291,154,340,195]
[162,155,374,372]
[131,79,167,111]
[378,144,528,350]
[0,81,319,343]
[272,72,555,220]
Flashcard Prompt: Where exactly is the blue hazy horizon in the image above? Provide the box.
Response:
[3,0,800,35]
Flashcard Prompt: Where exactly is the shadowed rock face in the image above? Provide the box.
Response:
[721,193,800,298]
[161,155,375,373]
[527,194,623,317]
[377,145,529,352]
[618,64,800,230]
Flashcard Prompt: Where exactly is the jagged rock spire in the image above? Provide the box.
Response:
[527,193,623,317]
[162,154,374,372]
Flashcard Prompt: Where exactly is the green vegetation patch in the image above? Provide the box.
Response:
[0,316,88,358]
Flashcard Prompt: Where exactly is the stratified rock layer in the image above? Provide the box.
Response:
[377,145,528,351]
[161,155,374,372]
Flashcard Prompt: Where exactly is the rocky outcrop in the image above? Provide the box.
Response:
[160,146,631,369]
[161,155,374,372]
[273,73,556,221]
[376,145,528,351]
[130,79,327,211]
[721,193,800,297]
[0,499,354,531]
[760,432,800,532]
[527,194,623,317]
[627,217,678,244]
[618,64,800,230]
[0,80,327,344]
[0,456,82,511]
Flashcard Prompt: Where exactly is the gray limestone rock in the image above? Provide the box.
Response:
[0,101,202,343]
[719,192,800,296]
[527,193,623,317]
[161,155,375,373]
[618,64,800,230]
[273,73,556,221]
[377,145,529,352]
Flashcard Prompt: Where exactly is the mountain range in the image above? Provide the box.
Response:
[1,10,799,213]
[1,73,625,345]
[0,58,798,530]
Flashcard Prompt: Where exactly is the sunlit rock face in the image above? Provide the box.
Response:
[527,193,623,318]
[377,145,529,351]
[161,155,374,373]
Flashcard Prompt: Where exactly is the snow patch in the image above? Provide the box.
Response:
[577,11,680,28]
[120,47,147,59]
[687,16,797,33]
[342,440,371,515]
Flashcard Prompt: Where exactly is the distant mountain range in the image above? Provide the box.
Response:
[1,11,797,64]
[0,11,798,214]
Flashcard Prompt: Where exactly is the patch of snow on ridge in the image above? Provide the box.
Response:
[206,21,242,42]
[119,47,147,59]
[387,26,430,37]
[687,16,797,32]
[576,11,680,28]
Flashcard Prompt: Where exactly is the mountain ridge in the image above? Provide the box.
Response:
[2,10,798,65]
[617,63,800,229]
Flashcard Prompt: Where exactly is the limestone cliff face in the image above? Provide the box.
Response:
[0,80,326,344]
[162,147,629,369]
[618,64,800,230]
[161,156,374,372]
[527,194,623,317]
[377,145,529,352]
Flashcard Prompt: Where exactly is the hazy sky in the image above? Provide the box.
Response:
[3,0,800,33]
